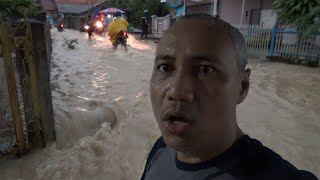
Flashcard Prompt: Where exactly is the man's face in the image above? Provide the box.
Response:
[150,19,250,154]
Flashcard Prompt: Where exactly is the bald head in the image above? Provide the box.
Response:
[158,13,248,71]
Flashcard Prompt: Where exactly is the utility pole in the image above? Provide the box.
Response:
[211,0,213,16]
[240,0,246,25]
[210,0,218,16]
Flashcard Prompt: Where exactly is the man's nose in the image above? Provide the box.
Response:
[167,73,195,103]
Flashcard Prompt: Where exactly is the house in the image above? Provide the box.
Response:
[164,0,185,16]
[183,0,276,27]
[55,0,106,16]
[40,0,57,17]
[54,0,106,29]
[57,3,91,16]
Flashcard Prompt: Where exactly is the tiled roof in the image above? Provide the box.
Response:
[57,3,91,14]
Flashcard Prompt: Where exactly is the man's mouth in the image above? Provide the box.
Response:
[163,112,193,135]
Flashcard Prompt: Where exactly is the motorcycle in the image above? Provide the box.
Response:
[84,24,90,31]
[58,23,64,32]
[94,20,104,35]
[113,31,129,51]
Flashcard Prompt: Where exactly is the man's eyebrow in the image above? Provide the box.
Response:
[155,55,176,61]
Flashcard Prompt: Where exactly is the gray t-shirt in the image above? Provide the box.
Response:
[141,136,318,180]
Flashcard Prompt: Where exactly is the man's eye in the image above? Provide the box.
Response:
[199,65,213,74]
[158,64,174,73]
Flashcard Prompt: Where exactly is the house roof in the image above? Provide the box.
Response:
[41,0,56,11]
[57,3,90,14]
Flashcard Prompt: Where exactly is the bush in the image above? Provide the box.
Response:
[0,0,40,18]
[63,38,78,49]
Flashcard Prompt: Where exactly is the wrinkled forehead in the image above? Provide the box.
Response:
[156,19,233,56]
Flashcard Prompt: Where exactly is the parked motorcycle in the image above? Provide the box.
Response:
[113,31,128,51]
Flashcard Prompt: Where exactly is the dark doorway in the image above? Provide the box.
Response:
[250,9,261,25]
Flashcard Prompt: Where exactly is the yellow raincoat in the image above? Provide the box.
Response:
[108,17,129,44]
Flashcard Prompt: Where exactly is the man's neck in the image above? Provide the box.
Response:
[176,128,244,164]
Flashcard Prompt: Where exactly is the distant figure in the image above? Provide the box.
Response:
[57,15,64,31]
[141,10,149,40]
[86,15,94,40]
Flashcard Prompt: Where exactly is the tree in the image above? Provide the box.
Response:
[103,0,170,27]
[273,0,320,34]
[0,0,40,18]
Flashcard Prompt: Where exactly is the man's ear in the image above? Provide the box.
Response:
[238,69,251,104]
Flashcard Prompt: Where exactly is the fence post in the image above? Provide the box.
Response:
[268,26,277,58]
[30,22,55,143]
[0,20,26,155]
[151,15,156,38]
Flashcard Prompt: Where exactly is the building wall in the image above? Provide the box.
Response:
[185,0,211,6]
[186,3,212,15]
[219,0,272,25]
[184,0,273,25]
[262,0,273,9]
[176,6,185,16]
[218,0,242,24]
[45,10,57,17]
[260,9,277,29]
[244,0,261,24]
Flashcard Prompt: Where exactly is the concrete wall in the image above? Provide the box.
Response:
[262,0,273,9]
[183,0,274,25]
[260,9,277,29]
[186,3,212,15]
[215,0,273,25]
[219,0,243,24]
[151,15,171,38]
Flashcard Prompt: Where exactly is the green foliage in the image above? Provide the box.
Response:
[0,0,40,18]
[103,0,171,27]
[293,5,320,34]
[273,0,320,34]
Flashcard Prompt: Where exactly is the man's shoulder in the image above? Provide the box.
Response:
[140,137,167,180]
[239,136,318,180]
[146,137,167,161]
